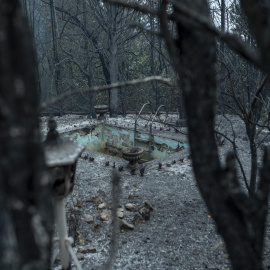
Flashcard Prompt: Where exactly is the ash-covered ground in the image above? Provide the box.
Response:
[40,114,270,270]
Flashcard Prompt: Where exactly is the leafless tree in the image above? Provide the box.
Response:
[0,0,53,269]
[107,0,270,269]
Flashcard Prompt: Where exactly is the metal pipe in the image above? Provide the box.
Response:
[54,198,71,270]
[151,105,168,129]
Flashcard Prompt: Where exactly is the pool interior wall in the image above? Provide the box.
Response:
[62,123,188,161]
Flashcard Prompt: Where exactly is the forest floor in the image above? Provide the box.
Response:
[40,114,270,270]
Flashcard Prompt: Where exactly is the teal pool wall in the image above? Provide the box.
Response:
[62,124,188,161]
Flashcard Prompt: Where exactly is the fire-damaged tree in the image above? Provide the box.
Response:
[0,0,53,269]
[108,0,270,269]
[159,1,270,269]
[2,0,270,269]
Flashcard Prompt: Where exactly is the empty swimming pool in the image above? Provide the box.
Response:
[62,123,188,162]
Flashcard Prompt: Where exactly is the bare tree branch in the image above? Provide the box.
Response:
[247,75,267,120]
[106,0,159,16]
[107,0,262,69]
[167,0,262,69]
[40,76,171,109]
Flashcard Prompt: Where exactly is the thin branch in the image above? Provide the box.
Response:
[106,0,159,16]
[107,0,262,69]
[256,132,270,150]
[167,0,262,69]
[222,115,250,191]
[247,75,267,120]
[129,23,162,38]
[40,76,171,109]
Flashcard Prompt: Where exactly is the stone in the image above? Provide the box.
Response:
[119,219,134,230]
[100,210,112,221]
[103,220,112,225]
[77,231,85,246]
[76,200,83,208]
[78,246,97,254]
[133,214,145,226]
[87,246,97,253]
[81,214,94,224]
[92,195,103,204]
[144,201,154,211]
[76,252,84,260]
[138,207,151,221]
[98,203,107,210]
[128,193,139,201]
[125,203,137,212]
[117,208,125,219]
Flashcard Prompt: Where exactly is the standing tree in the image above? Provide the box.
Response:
[0,0,53,269]
[108,0,270,269]
[160,1,270,269]
[50,0,64,115]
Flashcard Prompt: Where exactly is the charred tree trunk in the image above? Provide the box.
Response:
[160,0,270,269]
[87,75,96,118]
[244,121,257,196]
[50,0,63,115]
[219,0,225,114]
[21,0,28,16]
[0,1,53,269]
[82,0,96,118]
[150,0,158,109]
[109,5,118,117]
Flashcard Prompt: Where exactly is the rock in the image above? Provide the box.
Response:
[76,200,83,208]
[98,203,107,210]
[77,231,85,246]
[78,246,97,254]
[87,246,97,253]
[103,220,112,225]
[92,195,103,204]
[138,207,151,221]
[119,219,134,230]
[76,252,84,260]
[128,193,139,201]
[81,214,94,224]
[133,214,145,226]
[125,203,137,212]
[144,201,154,211]
[100,210,112,221]
[117,208,125,219]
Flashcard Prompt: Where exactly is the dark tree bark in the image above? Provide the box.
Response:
[82,0,96,119]
[0,1,53,269]
[218,0,225,114]
[240,0,270,75]
[160,0,270,269]
[50,0,63,115]
[108,4,119,117]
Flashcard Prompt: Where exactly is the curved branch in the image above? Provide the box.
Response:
[40,76,171,109]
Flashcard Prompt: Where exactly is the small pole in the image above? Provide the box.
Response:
[54,198,71,270]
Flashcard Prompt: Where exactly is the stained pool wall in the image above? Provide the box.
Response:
[62,124,188,161]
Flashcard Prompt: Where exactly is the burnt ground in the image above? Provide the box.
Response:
[41,114,270,270]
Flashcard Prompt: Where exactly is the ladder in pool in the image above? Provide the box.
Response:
[134,102,168,161]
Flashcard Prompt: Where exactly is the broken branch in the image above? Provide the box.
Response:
[40,76,171,109]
